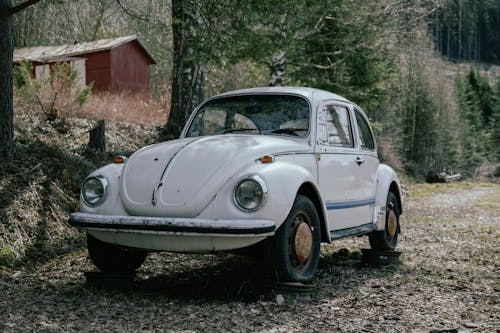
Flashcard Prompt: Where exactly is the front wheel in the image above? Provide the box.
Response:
[87,233,147,273]
[266,195,321,282]
[369,192,400,251]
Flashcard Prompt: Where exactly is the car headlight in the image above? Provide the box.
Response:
[233,175,267,212]
[81,175,108,206]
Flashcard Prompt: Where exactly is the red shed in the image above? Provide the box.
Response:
[14,35,156,94]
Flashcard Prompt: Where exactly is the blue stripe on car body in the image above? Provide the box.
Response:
[325,198,376,210]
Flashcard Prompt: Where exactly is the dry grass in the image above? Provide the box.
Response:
[0,107,160,267]
[14,62,170,127]
[78,92,170,126]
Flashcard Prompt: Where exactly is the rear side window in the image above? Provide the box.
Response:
[355,111,375,150]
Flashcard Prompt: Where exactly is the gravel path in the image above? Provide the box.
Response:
[1,183,498,333]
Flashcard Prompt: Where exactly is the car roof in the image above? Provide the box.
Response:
[215,86,351,104]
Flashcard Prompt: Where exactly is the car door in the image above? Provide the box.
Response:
[352,108,379,223]
[316,102,367,231]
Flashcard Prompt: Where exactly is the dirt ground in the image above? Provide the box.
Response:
[0,183,498,333]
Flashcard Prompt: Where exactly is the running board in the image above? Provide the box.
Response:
[330,223,376,240]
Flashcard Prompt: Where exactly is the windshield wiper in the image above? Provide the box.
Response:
[220,128,260,134]
[266,128,308,136]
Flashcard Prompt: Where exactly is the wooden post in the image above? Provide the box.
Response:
[89,119,106,152]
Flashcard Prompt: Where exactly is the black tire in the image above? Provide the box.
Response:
[266,195,321,282]
[87,233,147,273]
[369,192,400,251]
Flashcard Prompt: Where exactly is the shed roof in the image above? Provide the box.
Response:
[14,35,156,64]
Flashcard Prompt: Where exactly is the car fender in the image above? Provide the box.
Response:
[375,163,403,213]
[80,163,127,215]
[209,160,322,230]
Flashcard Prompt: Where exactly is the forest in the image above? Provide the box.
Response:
[0,0,499,179]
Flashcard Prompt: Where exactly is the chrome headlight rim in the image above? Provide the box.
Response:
[233,175,268,212]
[81,175,109,207]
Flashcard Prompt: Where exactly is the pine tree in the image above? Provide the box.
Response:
[456,70,488,176]
[491,80,500,161]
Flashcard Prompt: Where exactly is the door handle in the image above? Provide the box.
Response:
[355,157,365,165]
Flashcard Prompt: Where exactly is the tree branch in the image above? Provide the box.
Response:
[116,0,148,21]
[10,0,42,15]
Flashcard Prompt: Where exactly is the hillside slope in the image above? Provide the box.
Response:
[0,112,159,266]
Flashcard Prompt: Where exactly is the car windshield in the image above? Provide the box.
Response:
[185,94,310,138]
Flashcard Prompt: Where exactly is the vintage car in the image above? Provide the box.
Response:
[69,87,402,282]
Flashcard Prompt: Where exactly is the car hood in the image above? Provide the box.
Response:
[120,135,310,217]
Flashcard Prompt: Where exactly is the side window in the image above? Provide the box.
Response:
[318,105,353,147]
[355,111,375,150]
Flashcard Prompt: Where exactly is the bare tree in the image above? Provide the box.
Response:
[0,0,42,160]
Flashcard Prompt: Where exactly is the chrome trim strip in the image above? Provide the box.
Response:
[330,223,376,240]
[273,150,314,156]
[325,197,376,210]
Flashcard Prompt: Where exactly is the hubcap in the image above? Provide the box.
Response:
[386,210,397,238]
[294,222,313,263]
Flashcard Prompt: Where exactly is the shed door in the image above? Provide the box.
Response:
[353,108,379,211]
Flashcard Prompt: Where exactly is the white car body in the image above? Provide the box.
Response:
[70,87,402,272]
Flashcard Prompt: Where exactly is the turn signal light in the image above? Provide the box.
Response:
[113,156,126,164]
[260,155,274,164]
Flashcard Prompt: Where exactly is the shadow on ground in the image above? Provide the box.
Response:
[81,248,404,303]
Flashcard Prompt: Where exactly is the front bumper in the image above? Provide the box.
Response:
[69,212,276,235]
[69,212,276,252]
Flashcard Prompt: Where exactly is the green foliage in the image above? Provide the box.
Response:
[13,61,31,88]
[75,81,93,107]
[491,80,500,161]
[387,46,459,179]
[401,74,441,176]
[290,0,391,111]
[0,246,16,268]
[465,69,496,127]
[457,68,498,176]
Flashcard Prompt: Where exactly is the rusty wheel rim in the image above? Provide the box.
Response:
[289,211,313,271]
[386,210,397,239]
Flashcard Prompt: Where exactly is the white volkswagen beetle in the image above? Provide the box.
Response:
[70,87,402,282]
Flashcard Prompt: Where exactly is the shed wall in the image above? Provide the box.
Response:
[110,41,151,93]
[85,50,111,92]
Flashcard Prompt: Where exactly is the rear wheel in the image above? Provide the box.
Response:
[266,195,321,282]
[87,233,147,273]
[369,192,400,250]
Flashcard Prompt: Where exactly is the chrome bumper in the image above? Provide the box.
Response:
[69,212,276,236]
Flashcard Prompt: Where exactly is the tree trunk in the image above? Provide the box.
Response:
[446,14,450,58]
[268,51,286,87]
[458,0,462,59]
[0,0,14,160]
[163,0,204,140]
[89,120,106,152]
